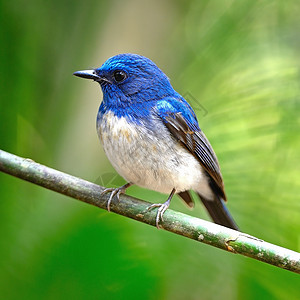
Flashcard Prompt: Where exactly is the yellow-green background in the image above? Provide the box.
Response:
[1,1,300,299]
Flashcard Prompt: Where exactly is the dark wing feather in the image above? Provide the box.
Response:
[164,113,227,201]
[159,111,238,230]
[178,191,194,208]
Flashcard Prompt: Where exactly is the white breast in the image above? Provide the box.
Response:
[97,111,213,199]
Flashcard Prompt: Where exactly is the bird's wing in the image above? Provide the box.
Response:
[178,191,194,208]
[156,101,226,201]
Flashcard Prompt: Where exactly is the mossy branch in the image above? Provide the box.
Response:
[0,149,299,274]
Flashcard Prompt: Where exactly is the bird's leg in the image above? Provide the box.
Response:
[100,182,132,212]
[147,188,176,229]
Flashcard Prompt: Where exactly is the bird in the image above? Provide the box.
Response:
[73,53,239,230]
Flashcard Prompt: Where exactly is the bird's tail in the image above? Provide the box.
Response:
[198,194,239,231]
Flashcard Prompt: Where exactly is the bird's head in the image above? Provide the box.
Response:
[73,54,174,105]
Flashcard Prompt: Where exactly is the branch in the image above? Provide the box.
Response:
[0,149,299,274]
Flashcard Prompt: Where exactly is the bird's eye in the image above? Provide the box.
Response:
[113,70,127,82]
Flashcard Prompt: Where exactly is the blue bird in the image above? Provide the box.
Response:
[73,54,239,230]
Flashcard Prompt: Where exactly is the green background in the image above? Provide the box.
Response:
[1,1,300,299]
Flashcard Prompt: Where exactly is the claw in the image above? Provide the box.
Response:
[100,183,132,212]
[147,188,176,229]
[147,202,169,228]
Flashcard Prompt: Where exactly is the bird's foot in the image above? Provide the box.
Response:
[147,202,170,229]
[100,182,132,212]
[147,188,176,229]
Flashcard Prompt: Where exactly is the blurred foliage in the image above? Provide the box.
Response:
[1,0,300,299]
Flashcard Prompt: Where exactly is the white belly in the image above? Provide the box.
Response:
[97,111,213,199]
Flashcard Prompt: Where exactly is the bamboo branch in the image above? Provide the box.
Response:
[0,149,299,274]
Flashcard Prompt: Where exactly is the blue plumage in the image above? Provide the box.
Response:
[74,53,238,230]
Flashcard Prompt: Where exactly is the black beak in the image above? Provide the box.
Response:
[73,69,100,80]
